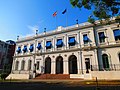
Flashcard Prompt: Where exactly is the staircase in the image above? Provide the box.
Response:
[34,74,70,79]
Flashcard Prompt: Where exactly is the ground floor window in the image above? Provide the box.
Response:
[118,53,120,63]
[21,60,25,70]
[102,54,109,70]
[15,61,19,70]
[28,60,32,70]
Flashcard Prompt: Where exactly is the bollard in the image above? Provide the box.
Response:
[96,77,100,90]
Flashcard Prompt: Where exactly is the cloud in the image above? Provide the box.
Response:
[27,25,39,34]
[21,19,46,38]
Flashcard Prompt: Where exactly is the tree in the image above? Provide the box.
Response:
[70,0,120,23]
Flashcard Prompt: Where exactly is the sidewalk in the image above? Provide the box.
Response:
[2,79,120,86]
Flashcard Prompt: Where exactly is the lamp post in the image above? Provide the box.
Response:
[33,30,38,78]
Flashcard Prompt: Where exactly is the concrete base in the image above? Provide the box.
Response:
[91,71,120,80]
[6,74,29,80]
[70,74,84,79]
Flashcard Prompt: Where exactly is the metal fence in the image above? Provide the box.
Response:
[91,64,120,71]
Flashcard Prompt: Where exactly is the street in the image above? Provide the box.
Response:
[0,82,120,90]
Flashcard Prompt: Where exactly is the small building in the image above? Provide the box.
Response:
[0,40,16,74]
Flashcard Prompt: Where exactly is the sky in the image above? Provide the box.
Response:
[0,0,93,41]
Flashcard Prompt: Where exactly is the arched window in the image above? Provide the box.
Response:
[102,54,109,70]
[21,60,25,70]
[118,53,120,62]
[28,60,32,70]
[15,61,19,70]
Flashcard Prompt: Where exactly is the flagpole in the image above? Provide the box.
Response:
[66,8,68,28]
[56,14,57,28]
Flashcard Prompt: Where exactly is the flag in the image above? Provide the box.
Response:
[53,11,57,17]
[62,9,67,14]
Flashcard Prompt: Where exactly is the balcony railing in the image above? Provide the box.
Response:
[91,64,120,71]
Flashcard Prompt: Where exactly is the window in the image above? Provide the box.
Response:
[46,41,52,49]
[29,44,34,52]
[16,46,21,53]
[98,32,105,43]
[102,54,109,70]
[28,60,32,70]
[37,43,41,50]
[56,39,63,48]
[68,37,76,46]
[36,61,40,70]
[21,60,25,70]
[23,45,28,53]
[118,53,120,63]
[83,34,89,44]
[113,29,120,41]
[15,61,19,70]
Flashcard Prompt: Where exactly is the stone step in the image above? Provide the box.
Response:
[35,74,70,79]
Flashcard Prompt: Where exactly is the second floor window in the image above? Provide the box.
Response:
[29,44,34,52]
[46,41,52,49]
[37,43,41,50]
[56,39,63,48]
[83,34,89,44]
[98,32,105,43]
[16,46,21,53]
[23,45,28,53]
[113,29,120,41]
[68,37,76,46]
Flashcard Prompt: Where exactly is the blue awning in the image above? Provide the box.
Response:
[23,46,27,52]
[99,32,105,38]
[37,43,41,50]
[83,35,89,41]
[56,39,63,46]
[46,41,51,47]
[113,29,120,37]
[29,44,34,52]
[68,37,75,44]
[17,47,21,53]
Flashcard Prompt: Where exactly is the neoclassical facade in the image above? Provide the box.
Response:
[7,20,120,80]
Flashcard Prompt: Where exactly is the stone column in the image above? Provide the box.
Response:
[77,52,81,74]
[11,58,15,72]
[63,59,69,74]
[51,59,56,74]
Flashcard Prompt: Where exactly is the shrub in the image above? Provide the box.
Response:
[0,73,8,80]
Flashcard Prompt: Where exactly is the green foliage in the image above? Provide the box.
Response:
[0,73,8,80]
[88,17,95,24]
[70,0,120,23]
[115,16,120,23]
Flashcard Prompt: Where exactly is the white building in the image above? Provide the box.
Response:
[7,19,120,80]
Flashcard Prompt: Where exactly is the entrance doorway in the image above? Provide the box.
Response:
[56,56,63,74]
[68,55,78,74]
[44,57,51,74]
[85,58,90,73]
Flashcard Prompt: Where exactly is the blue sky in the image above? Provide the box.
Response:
[0,0,93,41]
